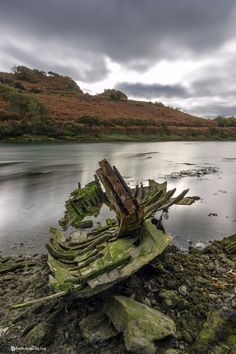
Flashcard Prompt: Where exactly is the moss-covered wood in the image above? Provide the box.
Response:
[46,159,199,296]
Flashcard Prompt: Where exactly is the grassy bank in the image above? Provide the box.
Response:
[1,132,236,143]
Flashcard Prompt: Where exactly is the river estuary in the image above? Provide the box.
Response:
[0,141,235,255]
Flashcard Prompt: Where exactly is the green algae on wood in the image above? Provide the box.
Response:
[46,159,199,295]
[12,159,199,308]
[59,180,104,230]
[47,220,171,295]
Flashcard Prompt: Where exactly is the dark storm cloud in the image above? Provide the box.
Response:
[2,42,109,82]
[1,0,236,116]
[116,82,188,98]
[188,56,236,101]
[0,0,236,79]
[190,78,219,97]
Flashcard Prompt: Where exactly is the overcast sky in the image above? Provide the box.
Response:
[0,1,236,118]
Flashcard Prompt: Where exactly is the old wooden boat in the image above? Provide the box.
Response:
[46,159,199,297]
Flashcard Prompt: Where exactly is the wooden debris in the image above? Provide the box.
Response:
[0,258,36,275]
[46,159,199,296]
[12,159,199,309]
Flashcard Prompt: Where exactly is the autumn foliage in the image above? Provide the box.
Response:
[0,67,236,141]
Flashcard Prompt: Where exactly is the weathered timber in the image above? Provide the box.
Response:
[0,258,36,275]
[12,159,199,309]
[96,159,143,236]
[44,160,199,296]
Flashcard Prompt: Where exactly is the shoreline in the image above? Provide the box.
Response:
[1,135,236,144]
[0,234,235,353]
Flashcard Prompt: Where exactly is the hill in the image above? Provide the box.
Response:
[0,66,236,142]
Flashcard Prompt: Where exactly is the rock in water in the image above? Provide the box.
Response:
[105,295,176,354]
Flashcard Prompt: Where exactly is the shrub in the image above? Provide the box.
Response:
[32,69,46,76]
[77,116,103,126]
[48,71,60,77]
[14,82,26,90]
[214,116,236,127]
[67,82,78,91]
[98,89,127,100]
[110,90,127,100]
[8,92,48,119]
[29,87,42,94]
[0,76,14,85]
[0,83,17,97]
[14,66,39,83]
[0,110,21,121]
[154,101,165,107]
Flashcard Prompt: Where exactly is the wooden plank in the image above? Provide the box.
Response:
[98,160,139,214]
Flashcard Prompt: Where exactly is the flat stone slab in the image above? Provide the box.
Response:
[105,295,176,354]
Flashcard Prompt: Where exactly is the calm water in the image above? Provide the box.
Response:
[0,141,235,255]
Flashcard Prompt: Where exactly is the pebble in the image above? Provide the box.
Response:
[144,297,151,306]
[208,293,218,301]
[231,297,236,308]
[194,276,208,285]
[207,262,215,270]
[178,285,187,296]
[150,298,157,306]
[216,298,223,305]
[0,327,8,337]
[181,330,193,344]
[167,280,177,288]
[176,311,181,319]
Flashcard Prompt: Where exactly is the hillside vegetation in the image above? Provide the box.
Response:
[0,66,236,142]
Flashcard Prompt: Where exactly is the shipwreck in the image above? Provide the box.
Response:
[10,159,202,354]
[45,159,199,296]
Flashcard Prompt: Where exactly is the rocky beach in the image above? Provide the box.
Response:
[0,234,235,354]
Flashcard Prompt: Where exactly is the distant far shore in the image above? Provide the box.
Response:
[1,133,236,143]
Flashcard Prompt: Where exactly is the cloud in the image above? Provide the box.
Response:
[0,33,109,82]
[189,103,236,118]
[1,1,236,73]
[116,82,188,98]
[0,1,236,116]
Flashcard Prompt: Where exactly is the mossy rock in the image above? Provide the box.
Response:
[159,289,190,310]
[105,295,176,354]
[26,321,54,346]
[223,234,236,255]
[192,307,236,353]
[79,311,118,343]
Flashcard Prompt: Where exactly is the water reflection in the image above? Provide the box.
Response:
[0,141,235,255]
